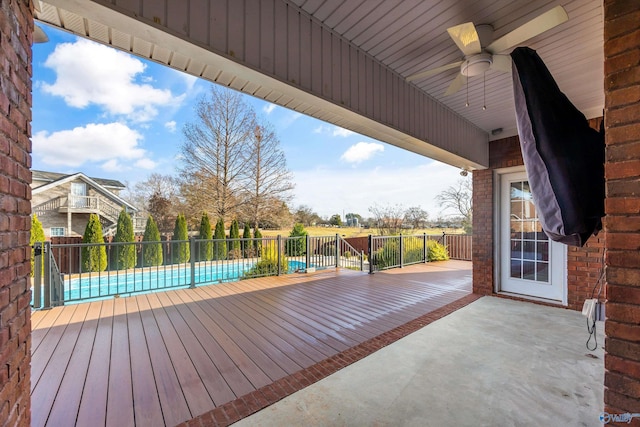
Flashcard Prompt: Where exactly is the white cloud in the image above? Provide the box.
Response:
[292,162,462,218]
[164,121,177,132]
[180,72,198,91]
[340,142,384,164]
[134,158,157,169]
[32,122,146,168]
[41,39,182,122]
[263,104,276,114]
[101,159,121,172]
[332,127,354,137]
[313,125,355,137]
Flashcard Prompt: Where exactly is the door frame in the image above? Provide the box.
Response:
[493,166,567,305]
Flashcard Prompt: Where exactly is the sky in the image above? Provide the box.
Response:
[31,25,464,220]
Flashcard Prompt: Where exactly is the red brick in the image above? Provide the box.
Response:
[605,371,640,399]
[607,84,640,108]
[607,302,640,323]
[605,28,640,59]
[608,337,640,363]
[608,250,640,268]
[606,7,640,40]
[606,122,640,144]
[607,232,640,250]
[607,267,640,286]
[607,354,640,381]
[605,160,640,179]
[605,49,640,78]
[606,389,640,416]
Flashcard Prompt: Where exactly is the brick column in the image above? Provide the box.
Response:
[603,0,640,416]
[0,0,34,425]
[472,169,493,295]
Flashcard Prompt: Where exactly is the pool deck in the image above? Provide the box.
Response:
[31,260,472,426]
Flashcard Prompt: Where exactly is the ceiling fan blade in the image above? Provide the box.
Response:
[444,73,467,96]
[491,54,512,73]
[486,5,569,54]
[447,22,482,56]
[406,61,463,82]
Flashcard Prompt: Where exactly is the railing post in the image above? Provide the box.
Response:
[189,237,196,288]
[305,234,310,271]
[277,235,282,276]
[43,241,51,309]
[33,242,42,308]
[335,233,339,268]
[360,250,364,272]
[368,234,374,274]
[399,234,404,268]
[444,233,448,254]
[423,233,428,263]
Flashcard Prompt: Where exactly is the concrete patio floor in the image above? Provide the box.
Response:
[235,296,604,427]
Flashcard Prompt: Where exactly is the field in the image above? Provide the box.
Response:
[259,226,465,238]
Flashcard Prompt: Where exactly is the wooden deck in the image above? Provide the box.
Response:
[31,260,472,427]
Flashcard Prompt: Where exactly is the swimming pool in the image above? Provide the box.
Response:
[36,260,308,305]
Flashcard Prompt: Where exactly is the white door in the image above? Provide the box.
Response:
[70,182,87,208]
[500,171,565,301]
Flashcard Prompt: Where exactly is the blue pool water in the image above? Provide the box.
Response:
[37,260,307,305]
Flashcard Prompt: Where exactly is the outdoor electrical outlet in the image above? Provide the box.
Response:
[582,298,597,322]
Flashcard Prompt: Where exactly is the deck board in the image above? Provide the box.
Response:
[154,291,236,407]
[46,301,101,427]
[125,296,165,427]
[135,293,191,426]
[31,261,472,427]
[106,297,135,427]
[146,292,215,418]
[76,299,113,427]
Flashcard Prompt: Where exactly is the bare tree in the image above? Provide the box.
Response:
[180,87,255,221]
[123,173,181,233]
[368,203,406,235]
[123,173,180,212]
[436,177,472,233]
[404,206,429,229]
[241,123,294,229]
[294,205,321,226]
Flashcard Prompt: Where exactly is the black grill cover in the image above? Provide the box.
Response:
[511,47,604,247]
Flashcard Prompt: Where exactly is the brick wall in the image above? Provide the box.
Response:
[472,169,493,295]
[603,0,640,416]
[472,123,605,311]
[0,0,34,425]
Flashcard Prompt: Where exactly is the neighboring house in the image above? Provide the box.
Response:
[31,170,144,238]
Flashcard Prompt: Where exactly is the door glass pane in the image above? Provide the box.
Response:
[511,259,522,278]
[509,179,549,283]
[523,261,536,280]
[536,262,549,282]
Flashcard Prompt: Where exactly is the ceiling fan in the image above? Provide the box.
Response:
[406,5,569,97]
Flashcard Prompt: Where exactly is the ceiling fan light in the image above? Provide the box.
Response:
[461,53,492,77]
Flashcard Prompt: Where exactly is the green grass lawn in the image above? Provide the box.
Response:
[260,226,464,238]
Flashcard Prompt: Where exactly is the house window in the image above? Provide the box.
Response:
[50,227,65,237]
